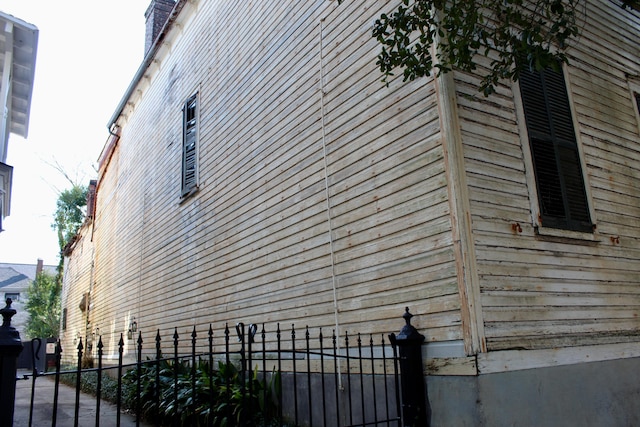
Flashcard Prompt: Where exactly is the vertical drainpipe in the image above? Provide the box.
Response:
[318,14,341,361]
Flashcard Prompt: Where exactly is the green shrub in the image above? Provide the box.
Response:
[56,356,283,426]
[58,368,121,404]
[121,357,281,426]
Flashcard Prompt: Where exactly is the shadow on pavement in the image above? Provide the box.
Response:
[13,370,147,427]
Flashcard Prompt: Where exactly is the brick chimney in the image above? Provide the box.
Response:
[144,0,176,55]
[86,179,97,220]
[36,258,43,275]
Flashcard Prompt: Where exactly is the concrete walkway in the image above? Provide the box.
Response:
[13,370,147,427]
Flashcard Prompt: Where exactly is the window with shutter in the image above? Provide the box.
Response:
[519,67,592,233]
[182,93,198,196]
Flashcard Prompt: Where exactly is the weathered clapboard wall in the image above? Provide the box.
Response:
[455,0,640,363]
[59,221,94,364]
[81,0,463,362]
[63,0,640,373]
[321,2,461,341]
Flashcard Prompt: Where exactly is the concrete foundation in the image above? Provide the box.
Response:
[428,357,640,426]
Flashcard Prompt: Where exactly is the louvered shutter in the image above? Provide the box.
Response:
[182,94,198,195]
[520,67,592,232]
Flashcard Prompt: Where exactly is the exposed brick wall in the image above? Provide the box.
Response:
[144,0,176,55]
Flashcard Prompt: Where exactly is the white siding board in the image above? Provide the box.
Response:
[482,276,640,295]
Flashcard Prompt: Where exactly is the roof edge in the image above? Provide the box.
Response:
[0,11,39,33]
[0,10,39,139]
[106,0,187,132]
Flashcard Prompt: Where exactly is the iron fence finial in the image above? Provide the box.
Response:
[1,298,17,328]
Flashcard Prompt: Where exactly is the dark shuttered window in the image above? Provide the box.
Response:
[182,93,198,196]
[519,67,592,233]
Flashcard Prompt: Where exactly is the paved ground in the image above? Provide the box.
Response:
[13,370,147,427]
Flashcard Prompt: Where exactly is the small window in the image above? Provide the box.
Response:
[5,292,19,301]
[182,93,198,196]
[519,66,592,233]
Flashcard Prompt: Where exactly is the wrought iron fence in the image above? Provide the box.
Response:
[21,321,403,427]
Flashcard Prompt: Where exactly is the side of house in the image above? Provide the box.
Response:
[425,1,640,423]
[59,220,97,359]
[451,0,640,367]
[0,10,38,231]
[74,0,464,363]
[60,0,640,424]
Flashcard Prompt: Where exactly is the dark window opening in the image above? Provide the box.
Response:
[182,93,198,196]
[519,67,592,233]
[5,292,19,301]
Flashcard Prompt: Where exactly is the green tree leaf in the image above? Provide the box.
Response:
[25,271,60,339]
[340,0,586,95]
[52,184,88,273]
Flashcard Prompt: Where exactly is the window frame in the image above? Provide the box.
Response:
[514,65,596,239]
[629,79,640,137]
[181,92,199,198]
[4,292,19,301]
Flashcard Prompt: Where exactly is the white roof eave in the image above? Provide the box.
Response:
[0,10,39,139]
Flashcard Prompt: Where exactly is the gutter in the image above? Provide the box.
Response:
[106,0,188,132]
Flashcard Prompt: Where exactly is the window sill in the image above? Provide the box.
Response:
[179,186,199,204]
[534,225,600,245]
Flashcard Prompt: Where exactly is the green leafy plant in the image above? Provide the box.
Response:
[121,356,281,426]
[25,271,61,339]
[51,183,88,274]
[340,0,585,95]
[58,368,121,403]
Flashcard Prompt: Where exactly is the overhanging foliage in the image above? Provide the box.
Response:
[366,0,582,95]
[338,0,633,95]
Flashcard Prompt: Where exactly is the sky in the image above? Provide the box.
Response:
[0,0,151,266]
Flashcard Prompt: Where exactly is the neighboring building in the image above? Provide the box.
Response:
[0,260,57,333]
[0,11,38,232]
[61,0,640,424]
